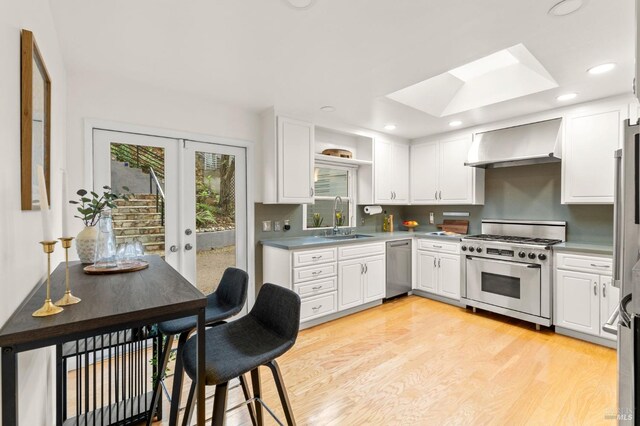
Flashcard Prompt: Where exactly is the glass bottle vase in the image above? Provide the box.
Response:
[94,210,118,268]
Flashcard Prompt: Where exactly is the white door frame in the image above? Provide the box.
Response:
[84,119,256,308]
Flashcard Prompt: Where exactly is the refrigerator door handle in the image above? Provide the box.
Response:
[612,148,623,288]
[602,305,620,336]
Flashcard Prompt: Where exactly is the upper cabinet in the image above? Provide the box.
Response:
[562,104,625,204]
[262,111,315,204]
[410,135,484,205]
[374,140,410,204]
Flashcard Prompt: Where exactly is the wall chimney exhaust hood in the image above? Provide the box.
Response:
[466,118,563,168]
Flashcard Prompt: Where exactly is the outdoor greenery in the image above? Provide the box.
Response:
[69,186,129,227]
[195,154,235,231]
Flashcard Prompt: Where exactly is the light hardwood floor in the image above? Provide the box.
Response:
[154,295,617,425]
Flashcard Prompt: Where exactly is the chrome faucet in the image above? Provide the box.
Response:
[332,196,343,235]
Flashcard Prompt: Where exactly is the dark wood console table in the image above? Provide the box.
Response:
[0,255,207,425]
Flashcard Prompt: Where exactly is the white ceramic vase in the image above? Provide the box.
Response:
[76,225,98,264]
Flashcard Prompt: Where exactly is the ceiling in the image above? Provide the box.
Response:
[50,0,635,139]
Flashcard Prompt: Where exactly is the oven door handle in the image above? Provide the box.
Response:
[466,256,540,269]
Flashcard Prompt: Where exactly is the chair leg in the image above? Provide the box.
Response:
[181,380,196,426]
[266,360,296,426]
[169,331,190,426]
[146,334,174,425]
[250,368,264,426]
[239,374,257,426]
[211,382,229,426]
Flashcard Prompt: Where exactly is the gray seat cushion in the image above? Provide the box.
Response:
[181,315,293,385]
[158,295,236,335]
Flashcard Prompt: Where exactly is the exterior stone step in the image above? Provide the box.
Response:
[116,233,165,243]
[142,242,165,252]
[127,193,159,201]
[113,219,163,228]
[112,212,162,221]
[114,226,164,237]
[114,198,158,207]
[113,206,159,214]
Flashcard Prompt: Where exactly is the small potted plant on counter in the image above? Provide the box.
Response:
[70,186,128,263]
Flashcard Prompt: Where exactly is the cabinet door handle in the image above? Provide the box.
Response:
[312,305,323,311]
[433,258,436,267]
[311,255,322,261]
[603,283,607,298]
[439,190,442,200]
[310,187,314,197]
[361,264,364,274]
[312,271,322,276]
[433,245,443,249]
[590,263,610,268]
[594,282,598,296]
[364,264,368,274]
[438,258,441,268]
[312,285,322,290]
[434,191,438,200]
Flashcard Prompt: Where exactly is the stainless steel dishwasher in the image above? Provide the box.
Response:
[386,239,412,299]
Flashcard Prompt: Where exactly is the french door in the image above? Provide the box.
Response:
[92,129,248,308]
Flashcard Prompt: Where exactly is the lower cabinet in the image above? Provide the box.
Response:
[416,248,461,300]
[338,255,386,311]
[554,253,617,341]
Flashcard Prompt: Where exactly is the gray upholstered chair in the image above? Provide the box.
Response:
[180,283,301,426]
[147,267,249,426]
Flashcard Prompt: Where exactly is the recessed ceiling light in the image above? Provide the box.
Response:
[449,120,463,127]
[588,63,616,75]
[548,0,584,16]
[384,124,397,131]
[284,0,315,10]
[320,105,336,112]
[557,92,578,101]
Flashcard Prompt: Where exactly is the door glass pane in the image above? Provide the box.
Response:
[481,272,521,299]
[110,143,165,257]
[195,151,236,295]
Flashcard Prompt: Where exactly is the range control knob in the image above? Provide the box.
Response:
[461,245,468,251]
[469,247,475,253]
[476,247,483,253]
[518,251,526,258]
[528,252,536,259]
[538,253,547,260]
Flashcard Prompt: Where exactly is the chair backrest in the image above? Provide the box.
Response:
[210,267,249,314]
[250,283,301,343]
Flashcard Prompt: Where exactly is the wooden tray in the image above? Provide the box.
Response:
[84,260,149,275]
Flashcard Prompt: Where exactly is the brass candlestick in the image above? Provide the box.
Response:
[56,237,81,306]
[33,241,64,317]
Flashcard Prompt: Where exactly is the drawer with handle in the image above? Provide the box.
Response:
[300,292,337,322]
[293,263,337,283]
[293,247,337,267]
[294,277,337,298]
[417,239,460,254]
[555,252,612,275]
[338,242,385,260]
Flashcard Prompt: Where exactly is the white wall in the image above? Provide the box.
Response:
[66,71,262,239]
[0,1,67,424]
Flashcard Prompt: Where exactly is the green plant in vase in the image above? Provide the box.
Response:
[69,185,129,263]
[312,213,324,228]
[335,211,345,227]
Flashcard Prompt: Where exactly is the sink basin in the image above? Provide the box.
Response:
[323,234,373,240]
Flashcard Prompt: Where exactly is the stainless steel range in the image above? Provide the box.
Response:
[460,219,566,328]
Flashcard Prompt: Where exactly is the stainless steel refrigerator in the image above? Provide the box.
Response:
[606,119,640,424]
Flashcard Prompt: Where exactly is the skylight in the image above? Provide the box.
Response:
[386,44,558,117]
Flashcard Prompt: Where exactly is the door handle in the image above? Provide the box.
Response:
[310,187,314,197]
[433,258,436,267]
[438,258,441,268]
[602,305,620,335]
[185,228,193,236]
[593,282,597,296]
[169,245,178,253]
[434,191,438,200]
[438,191,442,200]
[361,264,364,274]
[185,243,193,251]
[612,149,622,287]
[602,283,607,298]
[365,264,368,274]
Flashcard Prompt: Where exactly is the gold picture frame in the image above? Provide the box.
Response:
[21,29,51,211]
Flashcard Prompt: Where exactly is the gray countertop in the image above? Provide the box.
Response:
[261,231,463,250]
[552,242,613,256]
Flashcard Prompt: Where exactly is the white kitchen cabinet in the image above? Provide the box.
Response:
[562,104,625,204]
[410,135,484,205]
[415,241,461,301]
[555,269,601,336]
[554,252,616,342]
[438,253,461,300]
[374,139,410,204]
[261,110,315,204]
[338,255,386,310]
[416,251,438,293]
[600,276,620,341]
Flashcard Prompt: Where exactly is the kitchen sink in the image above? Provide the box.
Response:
[323,234,373,240]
